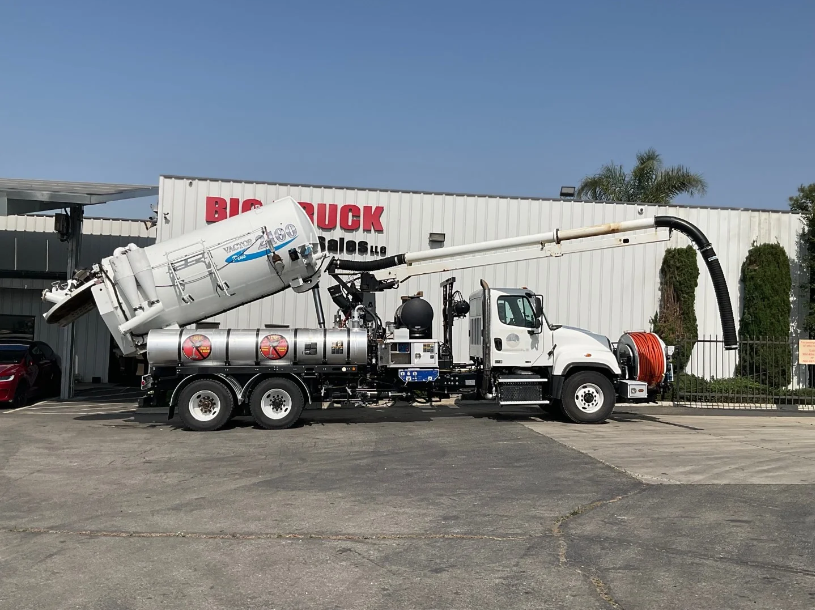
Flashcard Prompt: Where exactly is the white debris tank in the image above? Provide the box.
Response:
[43,196,323,356]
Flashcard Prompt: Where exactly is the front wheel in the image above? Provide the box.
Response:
[177,379,235,431]
[560,371,615,423]
[249,378,304,430]
[12,382,28,408]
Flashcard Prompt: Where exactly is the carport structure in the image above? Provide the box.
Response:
[0,179,158,399]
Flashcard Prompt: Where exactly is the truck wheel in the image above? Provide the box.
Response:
[177,379,234,431]
[250,378,304,430]
[560,371,615,423]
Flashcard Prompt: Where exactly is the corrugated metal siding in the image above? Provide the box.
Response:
[157,177,806,370]
[0,215,155,272]
[0,216,156,382]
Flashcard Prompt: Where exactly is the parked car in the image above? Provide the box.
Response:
[0,340,61,407]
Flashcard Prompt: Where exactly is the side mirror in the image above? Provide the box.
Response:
[535,298,543,318]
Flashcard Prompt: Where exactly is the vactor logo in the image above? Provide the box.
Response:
[223,225,299,264]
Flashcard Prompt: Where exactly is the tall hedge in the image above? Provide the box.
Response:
[737,243,791,387]
[651,246,699,371]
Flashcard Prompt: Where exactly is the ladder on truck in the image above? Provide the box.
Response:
[164,239,236,304]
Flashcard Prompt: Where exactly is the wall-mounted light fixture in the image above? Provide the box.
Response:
[560,186,576,198]
[429,232,446,243]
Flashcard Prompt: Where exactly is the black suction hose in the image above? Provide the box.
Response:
[654,216,738,350]
[331,254,406,272]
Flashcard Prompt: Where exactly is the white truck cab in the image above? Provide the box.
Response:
[469,283,644,423]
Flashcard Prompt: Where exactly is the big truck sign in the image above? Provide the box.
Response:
[205,197,384,232]
[205,196,388,256]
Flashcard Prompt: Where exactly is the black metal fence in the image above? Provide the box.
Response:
[672,336,815,409]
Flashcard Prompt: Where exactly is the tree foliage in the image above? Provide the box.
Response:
[788,183,815,334]
[651,246,699,371]
[577,148,708,204]
[737,243,791,387]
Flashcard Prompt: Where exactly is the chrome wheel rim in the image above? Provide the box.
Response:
[189,390,221,421]
[261,389,292,420]
[574,383,604,414]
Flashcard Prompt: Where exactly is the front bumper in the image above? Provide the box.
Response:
[0,385,16,402]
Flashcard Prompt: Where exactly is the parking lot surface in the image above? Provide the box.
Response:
[1,395,813,609]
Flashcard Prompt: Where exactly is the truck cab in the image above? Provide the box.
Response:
[469,283,638,423]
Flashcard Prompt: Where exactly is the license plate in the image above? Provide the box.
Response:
[398,368,439,383]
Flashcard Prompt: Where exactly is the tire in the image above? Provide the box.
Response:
[177,379,234,431]
[12,382,28,408]
[249,378,304,430]
[560,371,615,424]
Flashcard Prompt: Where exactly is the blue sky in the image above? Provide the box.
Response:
[1,0,812,218]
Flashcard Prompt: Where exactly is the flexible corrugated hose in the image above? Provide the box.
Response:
[654,216,738,350]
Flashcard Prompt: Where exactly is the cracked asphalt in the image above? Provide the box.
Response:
[0,398,813,609]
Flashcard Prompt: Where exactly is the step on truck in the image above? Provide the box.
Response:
[42,195,737,431]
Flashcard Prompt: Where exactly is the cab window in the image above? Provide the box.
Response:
[497,296,537,329]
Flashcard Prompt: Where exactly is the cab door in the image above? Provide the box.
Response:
[492,293,551,367]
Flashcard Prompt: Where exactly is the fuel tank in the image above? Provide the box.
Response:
[147,328,369,367]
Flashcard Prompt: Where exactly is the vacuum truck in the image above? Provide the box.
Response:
[42,196,738,431]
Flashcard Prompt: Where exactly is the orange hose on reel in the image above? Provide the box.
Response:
[628,332,665,387]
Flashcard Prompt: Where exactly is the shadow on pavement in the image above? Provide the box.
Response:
[75,401,582,429]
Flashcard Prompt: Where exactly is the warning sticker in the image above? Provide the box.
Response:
[182,334,212,361]
[260,334,289,360]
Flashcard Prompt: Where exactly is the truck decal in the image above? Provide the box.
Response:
[182,334,212,361]
[224,235,297,264]
[259,334,289,360]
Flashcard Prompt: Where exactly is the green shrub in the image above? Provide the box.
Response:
[737,243,791,387]
[675,374,774,403]
[652,246,699,371]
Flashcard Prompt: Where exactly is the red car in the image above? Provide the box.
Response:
[0,340,62,407]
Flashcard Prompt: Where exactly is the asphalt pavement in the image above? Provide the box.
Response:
[0,396,813,609]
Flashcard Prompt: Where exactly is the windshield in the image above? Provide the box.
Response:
[0,346,27,365]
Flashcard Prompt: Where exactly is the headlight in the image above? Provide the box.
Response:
[0,375,14,382]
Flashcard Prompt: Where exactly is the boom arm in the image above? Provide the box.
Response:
[380,230,669,282]
[330,216,738,349]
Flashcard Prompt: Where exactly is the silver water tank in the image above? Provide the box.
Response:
[147,328,368,367]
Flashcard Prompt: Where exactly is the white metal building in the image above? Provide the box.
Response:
[0,214,155,382]
[157,176,807,368]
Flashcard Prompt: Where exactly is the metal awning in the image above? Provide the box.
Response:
[0,178,158,215]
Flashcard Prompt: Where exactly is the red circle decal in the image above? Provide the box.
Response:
[182,334,212,361]
[259,334,289,360]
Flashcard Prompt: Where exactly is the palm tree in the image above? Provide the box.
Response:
[576,148,707,204]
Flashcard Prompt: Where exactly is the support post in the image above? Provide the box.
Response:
[312,284,326,329]
[60,205,84,400]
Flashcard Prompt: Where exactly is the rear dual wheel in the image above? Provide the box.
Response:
[249,378,304,430]
[177,379,234,431]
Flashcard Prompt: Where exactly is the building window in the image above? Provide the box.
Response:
[0,315,35,340]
